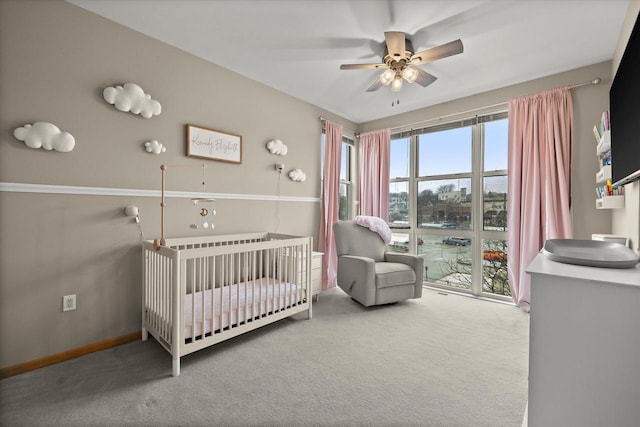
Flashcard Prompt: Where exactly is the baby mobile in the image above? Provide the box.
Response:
[190,165,216,230]
[154,163,216,250]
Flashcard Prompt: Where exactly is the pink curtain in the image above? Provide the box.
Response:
[318,121,343,290]
[507,87,573,311]
[359,129,391,220]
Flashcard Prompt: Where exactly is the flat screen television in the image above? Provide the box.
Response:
[609,10,640,187]
[610,11,640,187]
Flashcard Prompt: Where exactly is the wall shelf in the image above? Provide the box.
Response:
[596,195,624,209]
[594,128,623,209]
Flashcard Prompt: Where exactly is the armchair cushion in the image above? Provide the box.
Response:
[374,263,416,289]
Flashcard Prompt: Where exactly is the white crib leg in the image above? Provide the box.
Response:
[141,327,148,341]
[172,358,180,377]
[308,306,312,320]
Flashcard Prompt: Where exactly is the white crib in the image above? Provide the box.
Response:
[142,232,312,376]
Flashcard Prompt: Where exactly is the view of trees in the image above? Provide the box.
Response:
[439,239,510,296]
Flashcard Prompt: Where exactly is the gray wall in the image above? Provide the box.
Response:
[360,61,615,241]
[0,0,355,369]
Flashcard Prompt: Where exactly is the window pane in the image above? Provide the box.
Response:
[390,232,410,253]
[389,181,409,228]
[390,137,410,178]
[339,183,349,220]
[417,234,472,290]
[484,119,508,171]
[340,143,349,181]
[483,175,507,231]
[482,239,510,296]
[417,179,472,230]
[418,127,472,176]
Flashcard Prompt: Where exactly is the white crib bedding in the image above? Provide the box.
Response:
[184,278,305,339]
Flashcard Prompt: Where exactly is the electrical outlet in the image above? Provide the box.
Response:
[62,294,76,312]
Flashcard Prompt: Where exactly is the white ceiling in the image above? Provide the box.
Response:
[68,0,629,124]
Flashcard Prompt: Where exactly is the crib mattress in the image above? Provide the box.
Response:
[184,278,305,338]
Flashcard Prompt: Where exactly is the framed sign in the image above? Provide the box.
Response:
[186,124,242,164]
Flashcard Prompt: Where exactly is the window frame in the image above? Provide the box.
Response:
[389,111,510,300]
[340,139,354,220]
[321,131,355,221]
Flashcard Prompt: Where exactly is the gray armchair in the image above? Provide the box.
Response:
[333,220,424,307]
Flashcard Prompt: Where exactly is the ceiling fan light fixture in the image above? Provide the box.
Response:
[402,66,419,83]
[391,75,403,92]
[340,31,463,94]
[379,68,395,85]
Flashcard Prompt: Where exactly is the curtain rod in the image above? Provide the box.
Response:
[318,116,359,136]
[387,77,602,132]
[321,77,602,135]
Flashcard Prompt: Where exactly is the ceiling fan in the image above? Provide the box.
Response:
[340,31,463,93]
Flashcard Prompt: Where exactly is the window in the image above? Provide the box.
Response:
[481,119,508,296]
[418,127,471,176]
[389,113,510,299]
[339,142,353,220]
[389,136,410,226]
[417,178,472,230]
[321,132,354,221]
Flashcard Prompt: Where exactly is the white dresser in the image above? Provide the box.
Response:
[525,254,640,427]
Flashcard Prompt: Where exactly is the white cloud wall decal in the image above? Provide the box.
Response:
[288,168,306,182]
[13,122,75,152]
[266,139,288,156]
[103,83,161,118]
[144,140,166,154]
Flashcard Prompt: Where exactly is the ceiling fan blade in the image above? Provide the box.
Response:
[384,31,406,59]
[340,63,387,70]
[413,68,438,87]
[410,39,464,65]
[365,78,384,92]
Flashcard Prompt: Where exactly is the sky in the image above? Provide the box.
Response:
[390,118,508,193]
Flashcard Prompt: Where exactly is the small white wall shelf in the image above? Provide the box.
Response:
[596,195,624,209]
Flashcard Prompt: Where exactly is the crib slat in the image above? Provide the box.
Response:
[191,259,196,340]
[227,253,232,330]
[166,256,172,341]
[235,253,240,327]
[158,254,162,337]
[243,251,248,325]
[258,249,263,318]
[209,256,216,335]
[269,248,275,314]
[159,254,163,337]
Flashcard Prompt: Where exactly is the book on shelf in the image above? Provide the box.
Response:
[596,184,624,199]
[600,151,611,167]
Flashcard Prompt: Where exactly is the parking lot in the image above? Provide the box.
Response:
[418,237,472,284]
[391,234,472,285]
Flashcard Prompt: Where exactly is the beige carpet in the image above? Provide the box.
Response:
[0,287,529,426]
